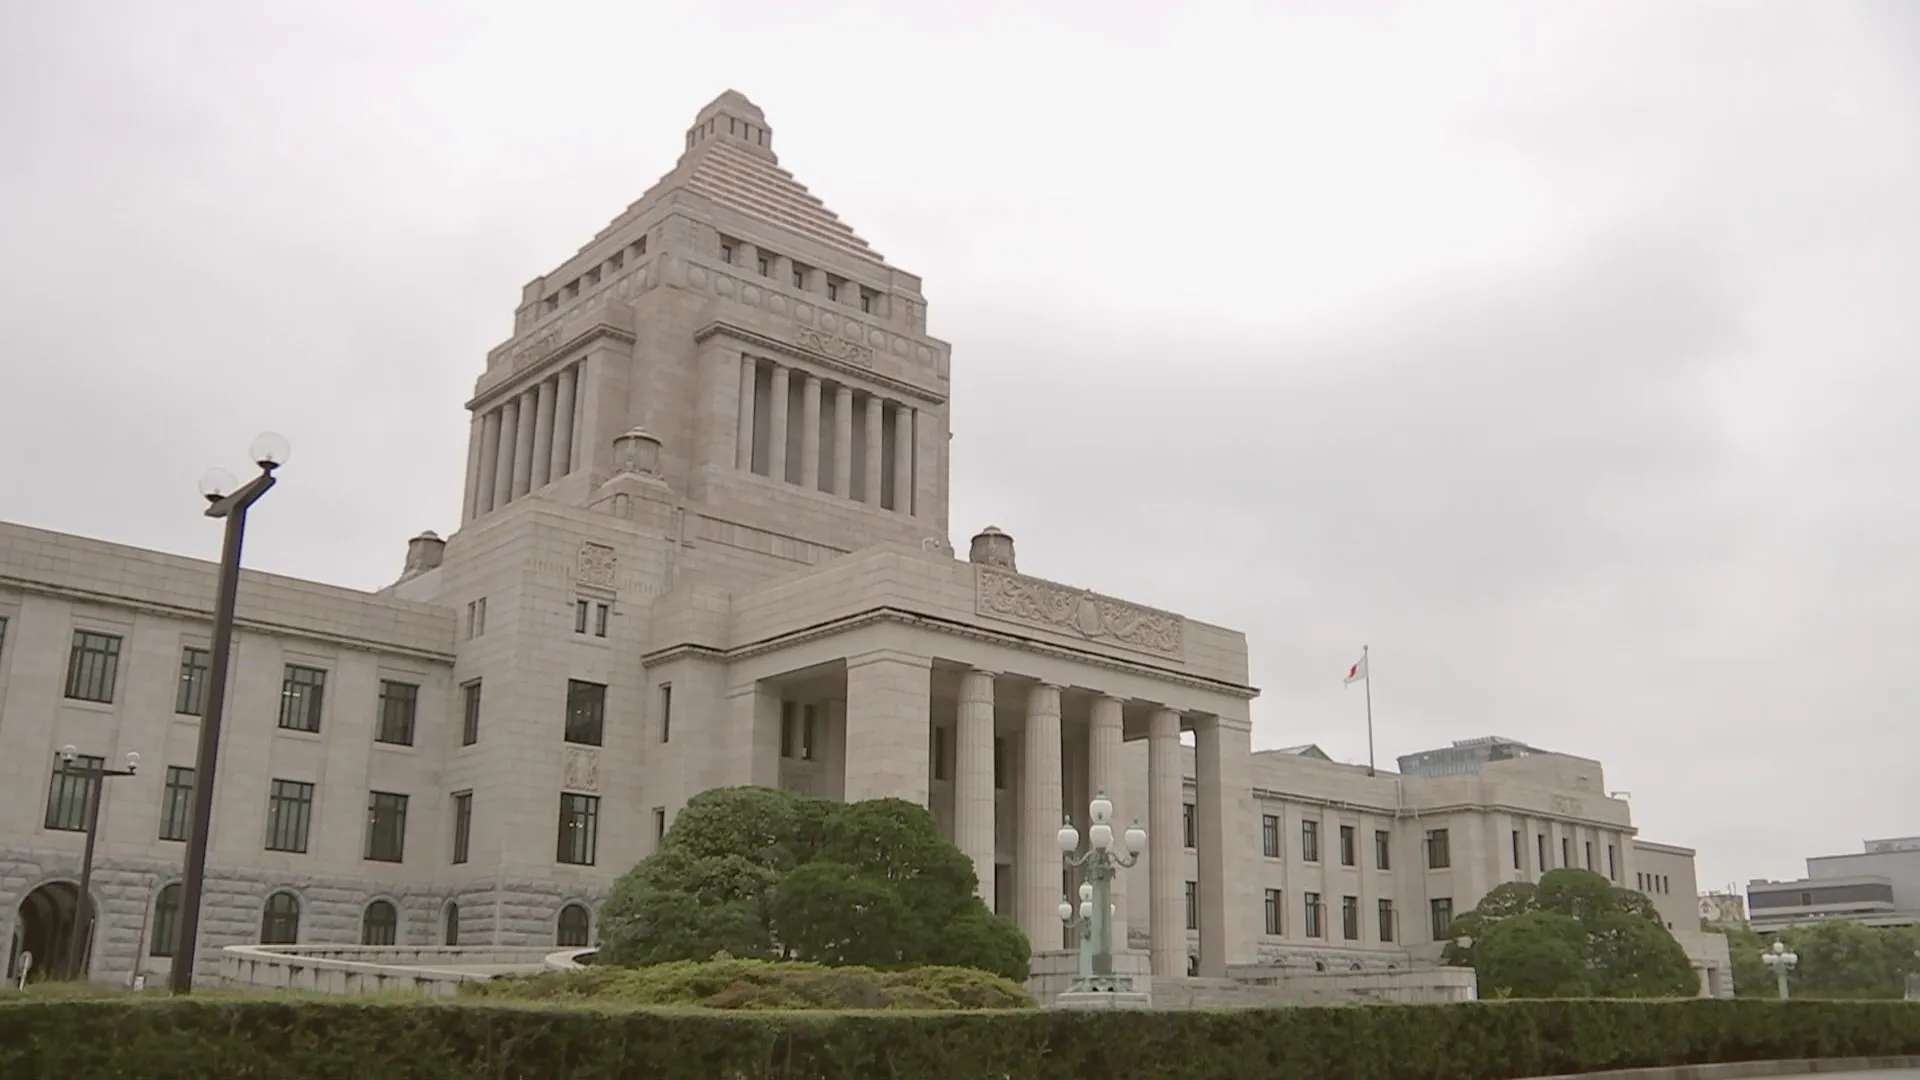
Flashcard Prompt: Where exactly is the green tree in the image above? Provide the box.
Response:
[599,786,1030,981]
[1720,920,1920,999]
[1474,910,1591,998]
[1443,868,1696,998]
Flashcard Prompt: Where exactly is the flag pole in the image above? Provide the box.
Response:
[1363,645,1376,777]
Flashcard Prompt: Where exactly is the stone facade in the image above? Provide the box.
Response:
[0,90,1717,995]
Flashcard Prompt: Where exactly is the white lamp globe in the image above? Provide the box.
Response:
[1079,900,1093,920]
[1090,823,1114,850]
[1058,900,1074,923]
[1124,823,1147,854]
[1089,792,1113,825]
[1079,881,1093,902]
[1056,821,1080,853]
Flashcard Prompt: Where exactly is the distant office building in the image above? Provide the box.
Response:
[1746,836,1920,931]
[1396,736,1547,779]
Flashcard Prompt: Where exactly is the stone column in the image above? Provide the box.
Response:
[552,364,578,478]
[736,355,756,471]
[570,364,588,473]
[863,393,885,505]
[891,403,914,515]
[1194,715,1253,978]
[833,385,854,496]
[510,388,538,498]
[715,683,780,790]
[767,364,791,484]
[1147,707,1184,979]
[461,413,484,521]
[1019,682,1064,952]
[842,651,933,805]
[955,669,998,903]
[491,397,518,510]
[1088,694,1128,933]
[530,377,557,489]
[799,373,822,491]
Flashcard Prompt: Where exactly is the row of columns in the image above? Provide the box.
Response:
[736,355,918,514]
[465,362,584,520]
[944,668,1242,980]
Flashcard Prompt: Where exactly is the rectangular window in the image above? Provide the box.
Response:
[1182,803,1197,848]
[993,863,1012,916]
[0,615,7,662]
[1585,840,1594,870]
[1426,828,1452,869]
[931,725,952,781]
[1301,820,1321,862]
[461,680,482,746]
[1607,843,1617,880]
[64,630,121,703]
[1261,814,1280,857]
[791,266,806,288]
[993,737,1007,790]
[1537,833,1547,869]
[376,680,418,746]
[1430,897,1455,941]
[780,703,818,760]
[1184,880,1198,931]
[659,684,673,742]
[652,806,667,842]
[826,280,840,302]
[1341,895,1360,940]
[1303,892,1323,938]
[574,599,589,633]
[158,766,195,842]
[756,255,770,276]
[278,665,326,733]
[451,791,473,865]
[175,646,210,716]
[565,680,606,746]
[557,793,599,865]
[365,791,409,862]
[44,755,103,831]
[859,290,873,314]
[1561,836,1572,867]
[1263,888,1282,935]
[1375,829,1392,870]
[720,242,734,264]
[1378,899,1396,942]
[1511,829,1522,869]
[151,885,181,957]
[466,598,487,639]
[265,779,315,853]
[1339,825,1357,866]
[594,602,609,637]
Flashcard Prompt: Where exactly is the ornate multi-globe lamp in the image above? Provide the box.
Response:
[1055,789,1146,995]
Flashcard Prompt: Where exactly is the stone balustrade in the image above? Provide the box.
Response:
[218,944,557,998]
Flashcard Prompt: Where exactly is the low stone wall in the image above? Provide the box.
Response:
[1223,963,1478,1005]
[1027,949,1153,1005]
[218,944,555,998]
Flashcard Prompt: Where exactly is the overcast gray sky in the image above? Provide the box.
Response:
[3,2,1915,892]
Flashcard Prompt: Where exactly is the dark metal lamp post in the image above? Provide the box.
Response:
[58,744,139,981]
[168,433,289,995]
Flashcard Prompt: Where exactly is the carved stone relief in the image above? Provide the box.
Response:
[563,746,601,792]
[576,542,618,590]
[511,327,562,370]
[792,327,874,367]
[1551,795,1584,816]
[974,566,1185,658]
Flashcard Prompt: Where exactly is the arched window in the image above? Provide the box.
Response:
[149,884,181,958]
[556,903,591,947]
[362,900,398,946]
[443,903,460,947]
[260,891,300,945]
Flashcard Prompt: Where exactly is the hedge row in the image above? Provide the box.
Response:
[462,957,1036,1009]
[2,996,1919,1079]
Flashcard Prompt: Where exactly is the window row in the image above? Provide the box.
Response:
[1252,888,1455,943]
[1637,871,1671,894]
[147,886,597,955]
[55,632,429,746]
[539,235,647,316]
[1256,815,1435,870]
[718,235,883,314]
[1511,828,1621,882]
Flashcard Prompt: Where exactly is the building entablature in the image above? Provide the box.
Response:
[694,319,947,406]
[478,299,638,400]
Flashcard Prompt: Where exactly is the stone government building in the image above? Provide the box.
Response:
[0,90,1730,997]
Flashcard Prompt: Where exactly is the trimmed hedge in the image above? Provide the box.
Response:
[2,996,1919,1079]
[463,957,1036,1009]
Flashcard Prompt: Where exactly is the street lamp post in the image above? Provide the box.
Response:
[1055,789,1147,996]
[169,433,288,995]
[57,745,139,980]
[1761,939,1798,1000]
